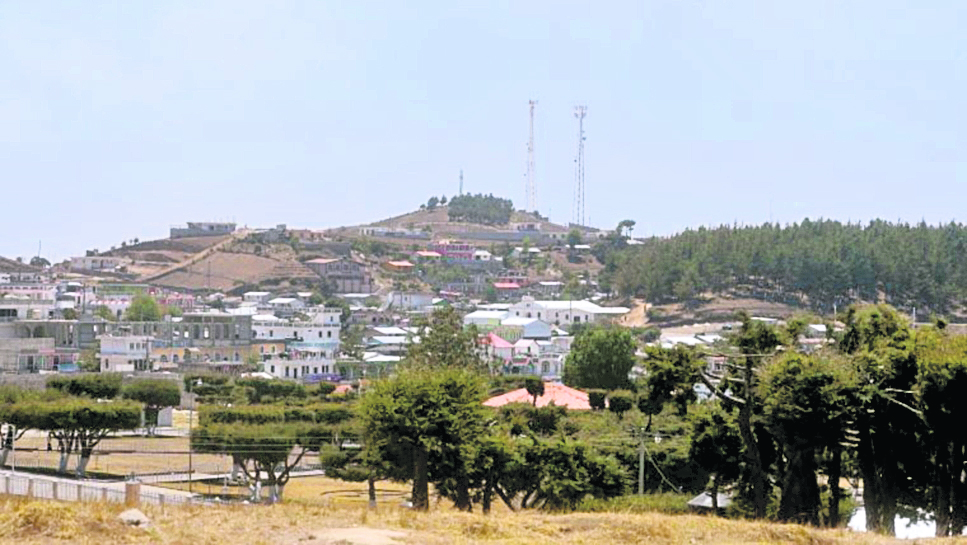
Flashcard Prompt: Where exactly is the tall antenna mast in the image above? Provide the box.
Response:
[527,100,538,212]
[459,169,464,196]
[574,105,587,226]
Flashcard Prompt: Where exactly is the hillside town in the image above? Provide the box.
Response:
[0,211,640,386]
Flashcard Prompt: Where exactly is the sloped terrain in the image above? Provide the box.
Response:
[150,252,287,292]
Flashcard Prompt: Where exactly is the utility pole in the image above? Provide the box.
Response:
[573,106,587,226]
[459,169,464,196]
[638,427,646,495]
[526,100,538,213]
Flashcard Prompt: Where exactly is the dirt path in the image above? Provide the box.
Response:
[289,528,407,545]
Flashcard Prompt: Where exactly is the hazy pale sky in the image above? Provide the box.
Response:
[2,1,965,261]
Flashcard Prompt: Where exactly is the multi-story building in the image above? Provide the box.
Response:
[430,240,475,261]
[170,222,236,239]
[251,310,341,342]
[98,334,152,373]
[304,258,372,294]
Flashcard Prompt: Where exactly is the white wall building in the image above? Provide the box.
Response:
[243,291,273,304]
[251,314,340,342]
[495,317,552,342]
[509,297,629,326]
[70,256,132,273]
[268,297,305,317]
[98,334,153,373]
[463,310,510,332]
[386,292,434,311]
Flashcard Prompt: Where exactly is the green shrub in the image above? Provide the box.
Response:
[608,390,634,418]
[588,389,607,410]
[576,493,691,515]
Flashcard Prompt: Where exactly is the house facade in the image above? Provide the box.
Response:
[304,258,373,294]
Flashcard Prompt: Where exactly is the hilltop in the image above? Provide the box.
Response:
[56,197,596,295]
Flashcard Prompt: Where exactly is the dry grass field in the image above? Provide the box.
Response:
[0,495,935,545]
[10,435,227,477]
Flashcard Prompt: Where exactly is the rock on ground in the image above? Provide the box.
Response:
[118,508,151,528]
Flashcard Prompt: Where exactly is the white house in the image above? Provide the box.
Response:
[251,314,340,343]
[495,317,552,342]
[268,297,306,317]
[243,291,273,304]
[98,334,153,373]
[463,310,510,332]
[386,292,435,311]
[509,297,630,326]
[70,256,133,273]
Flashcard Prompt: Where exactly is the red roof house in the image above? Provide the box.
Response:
[483,382,591,410]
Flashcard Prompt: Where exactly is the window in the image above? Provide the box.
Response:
[285,367,289,377]
[314,367,319,374]
[271,365,275,373]
[318,331,322,338]
[269,330,274,338]
[542,362,549,374]
[203,327,210,339]
[327,330,332,338]
[129,343,134,350]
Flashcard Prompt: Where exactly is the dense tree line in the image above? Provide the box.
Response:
[602,219,967,313]
[447,193,514,225]
[668,306,967,536]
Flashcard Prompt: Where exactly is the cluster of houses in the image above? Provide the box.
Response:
[0,252,632,384]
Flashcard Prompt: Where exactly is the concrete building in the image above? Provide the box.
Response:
[251,311,341,343]
[304,258,373,294]
[494,317,552,342]
[98,334,153,373]
[385,292,434,311]
[463,310,510,332]
[509,297,630,326]
[170,222,236,239]
[69,256,133,273]
[430,240,475,261]
[267,297,305,317]
[243,291,273,304]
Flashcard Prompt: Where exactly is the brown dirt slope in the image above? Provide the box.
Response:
[150,252,283,292]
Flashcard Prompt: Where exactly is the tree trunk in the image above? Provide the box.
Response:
[778,445,820,525]
[455,471,472,512]
[482,465,494,515]
[368,477,377,509]
[58,450,70,474]
[231,455,245,482]
[858,426,885,534]
[738,362,767,519]
[76,448,93,477]
[411,446,429,511]
[0,448,9,467]
[494,485,517,512]
[711,473,719,513]
[828,446,842,528]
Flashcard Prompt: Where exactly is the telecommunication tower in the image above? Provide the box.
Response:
[573,105,587,226]
[459,169,464,196]
[526,100,538,212]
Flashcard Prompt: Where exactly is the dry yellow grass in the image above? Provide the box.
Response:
[12,435,226,477]
[0,496,938,545]
[158,476,412,507]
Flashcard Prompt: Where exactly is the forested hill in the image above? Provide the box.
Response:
[601,219,967,314]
